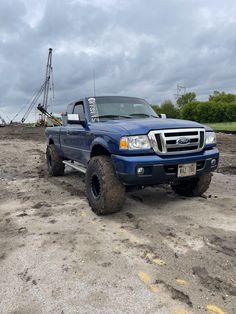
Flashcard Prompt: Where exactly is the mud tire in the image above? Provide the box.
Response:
[171,173,212,197]
[86,156,125,215]
[46,144,65,176]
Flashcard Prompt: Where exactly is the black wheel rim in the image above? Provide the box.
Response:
[91,174,101,199]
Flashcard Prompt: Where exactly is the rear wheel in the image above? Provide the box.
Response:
[86,156,125,215]
[46,144,65,176]
[171,173,212,197]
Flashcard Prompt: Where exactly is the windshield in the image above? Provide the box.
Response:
[87,96,159,122]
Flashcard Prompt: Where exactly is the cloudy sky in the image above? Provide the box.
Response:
[0,0,236,122]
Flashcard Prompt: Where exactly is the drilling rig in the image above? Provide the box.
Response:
[19,48,54,125]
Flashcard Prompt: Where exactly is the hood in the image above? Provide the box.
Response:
[92,118,206,135]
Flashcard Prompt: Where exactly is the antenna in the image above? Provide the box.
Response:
[93,68,96,96]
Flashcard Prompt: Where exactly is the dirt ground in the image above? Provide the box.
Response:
[0,126,235,314]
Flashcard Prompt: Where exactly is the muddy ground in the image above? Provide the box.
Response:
[0,126,235,314]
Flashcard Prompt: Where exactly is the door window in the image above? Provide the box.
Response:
[73,102,84,119]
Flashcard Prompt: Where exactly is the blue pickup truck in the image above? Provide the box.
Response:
[45,96,219,215]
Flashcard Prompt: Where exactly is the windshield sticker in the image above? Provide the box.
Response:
[88,98,99,122]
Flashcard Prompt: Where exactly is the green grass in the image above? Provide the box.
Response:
[207,122,236,132]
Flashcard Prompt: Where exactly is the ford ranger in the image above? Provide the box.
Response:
[45,96,219,215]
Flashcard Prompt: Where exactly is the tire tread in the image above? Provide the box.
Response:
[171,173,212,197]
[86,156,125,215]
[46,144,65,176]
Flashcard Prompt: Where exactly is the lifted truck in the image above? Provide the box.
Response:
[45,96,219,215]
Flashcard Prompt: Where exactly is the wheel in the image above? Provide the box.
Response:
[86,156,125,215]
[46,144,65,176]
[171,173,212,197]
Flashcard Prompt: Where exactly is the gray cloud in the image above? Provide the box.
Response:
[0,0,236,121]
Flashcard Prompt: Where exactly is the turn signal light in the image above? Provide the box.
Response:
[119,138,129,149]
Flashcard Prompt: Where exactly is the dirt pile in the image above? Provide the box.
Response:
[0,127,235,313]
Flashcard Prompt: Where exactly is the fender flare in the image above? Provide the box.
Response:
[90,137,112,156]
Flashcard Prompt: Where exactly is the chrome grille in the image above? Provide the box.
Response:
[148,128,206,155]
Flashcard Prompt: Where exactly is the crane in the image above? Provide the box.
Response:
[20,48,54,124]
[42,48,53,113]
[37,104,62,126]
[21,79,48,123]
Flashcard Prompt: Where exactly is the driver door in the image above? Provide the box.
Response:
[65,102,90,164]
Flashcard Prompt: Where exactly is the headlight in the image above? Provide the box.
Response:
[119,135,151,150]
[206,131,216,145]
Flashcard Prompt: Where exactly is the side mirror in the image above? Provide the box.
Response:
[160,113,167,119]
[67,114,85,124]
[61,113,67,125]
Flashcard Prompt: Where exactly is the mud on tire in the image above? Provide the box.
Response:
[86,156,125,215]
[46,144,65,176]
[171,173,212,197]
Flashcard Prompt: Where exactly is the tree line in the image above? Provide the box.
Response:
[152,91,236,123]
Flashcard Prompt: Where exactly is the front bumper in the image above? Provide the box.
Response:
[111,148,219,186]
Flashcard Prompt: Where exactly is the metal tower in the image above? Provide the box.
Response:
[42,48,53,112]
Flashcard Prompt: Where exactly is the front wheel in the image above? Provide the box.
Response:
[171,173,212,197]
[86,156,125,215]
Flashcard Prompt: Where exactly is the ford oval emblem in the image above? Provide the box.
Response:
[177,137,190,145]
